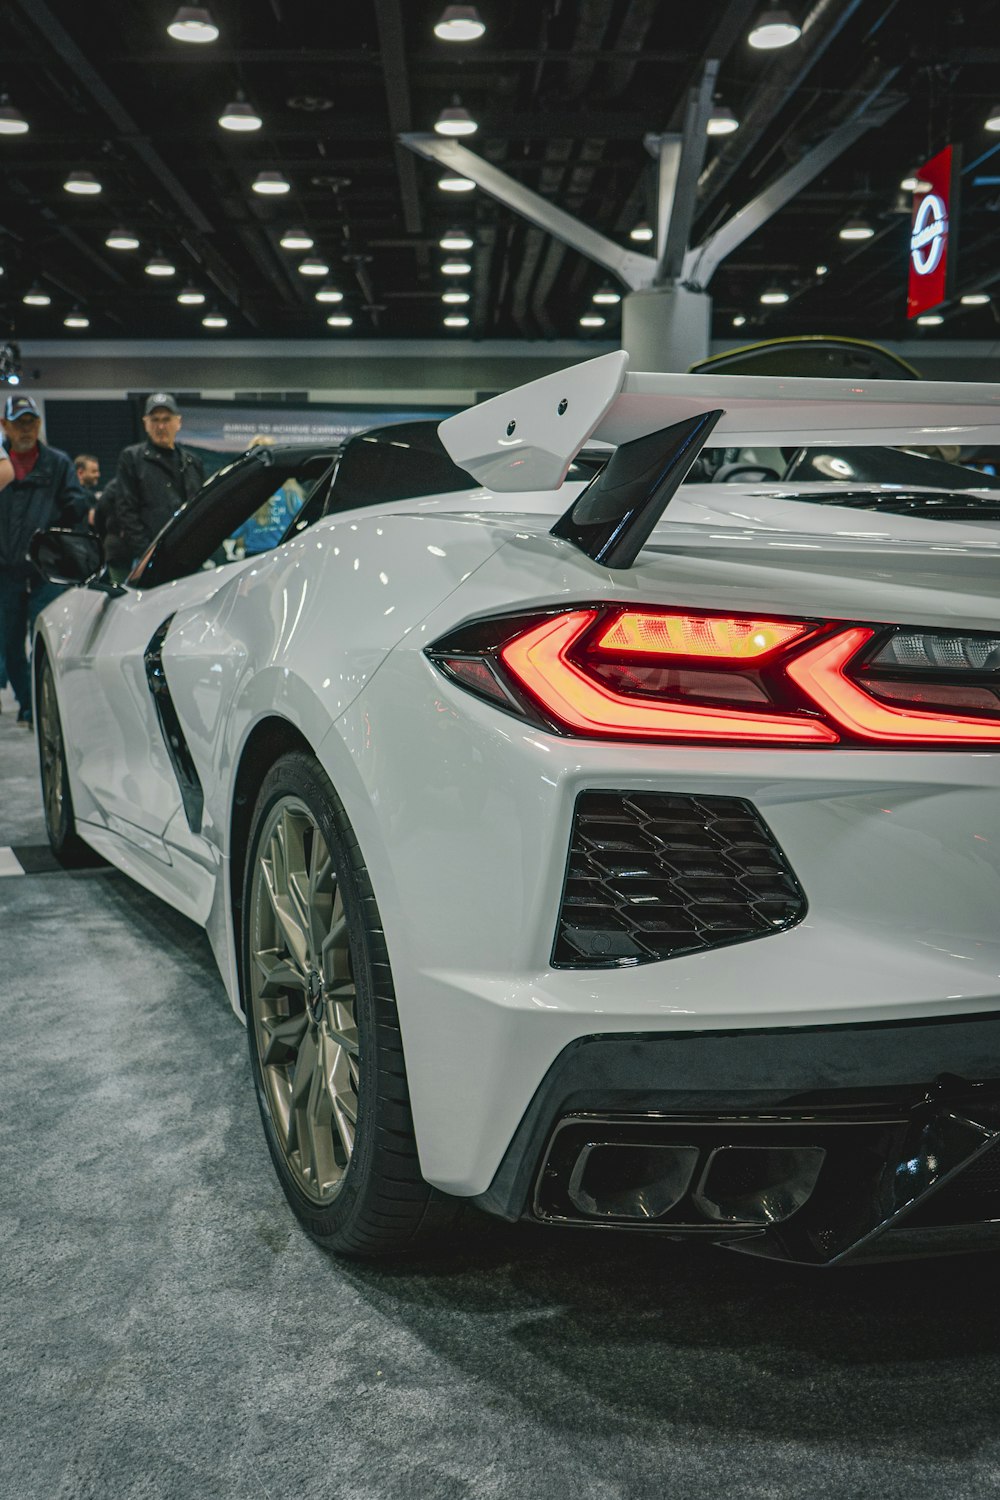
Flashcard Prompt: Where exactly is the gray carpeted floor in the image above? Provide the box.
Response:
[4,686,1000,1498]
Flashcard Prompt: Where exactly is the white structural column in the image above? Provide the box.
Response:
[622,284,712,373]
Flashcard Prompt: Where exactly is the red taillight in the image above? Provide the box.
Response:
[499,611,838,744]
[594,611,811,661]
[429,606,1000,748]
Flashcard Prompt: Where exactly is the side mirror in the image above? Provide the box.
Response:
[28,528,120,593]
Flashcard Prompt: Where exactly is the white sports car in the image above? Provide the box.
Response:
[30,352,1000,1264]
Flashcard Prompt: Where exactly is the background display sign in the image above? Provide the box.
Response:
[175,399,458,475]
[907,144,959,319]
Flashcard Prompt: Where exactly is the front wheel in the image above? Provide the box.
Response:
[242,750,452,1255]
[37,654,92,866]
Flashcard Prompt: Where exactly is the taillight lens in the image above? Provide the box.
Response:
[427,606,1000,748]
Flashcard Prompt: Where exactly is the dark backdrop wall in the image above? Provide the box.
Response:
[44,398,140,482]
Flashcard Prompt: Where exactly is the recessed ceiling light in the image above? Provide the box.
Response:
[443,315,470,327]
[167,6,219,42]
[64,311,90,329]
[145,253,176,277]
[202,312,229,327]
[106,228,140,250]
[219,98,262,132]
[279,228,314,250]
[315,284,344,303]
[961,293,990,306]
[0,101,29,136]
[441,258,472,275]
[630,221,654,242]
[748,5,801,49]
[438,174,476,193]
[433,6,486,42]
[23,286,51,306]
[839,218,874,240]
[298,256,330,277]
[442,288,471,304]
[592,286,621,305]
[326,315,354,328]
[64,170,102,195]
[177,286,206,304]
[916,313,944,326]
[759,286,789,304]
[579,315,606,328]
[435,103,478,137]
[732,314,747,327]
[986,104,1000,133]
[815,263,828,276]
[706,102,739,136]
[900,172,932,193]
[252,170,290,195]
[440,228,473,250]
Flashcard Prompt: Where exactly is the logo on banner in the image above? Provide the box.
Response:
[910,194,948,277]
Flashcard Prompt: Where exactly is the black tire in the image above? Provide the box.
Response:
[241,750,454,1255]
[37,653,94,867]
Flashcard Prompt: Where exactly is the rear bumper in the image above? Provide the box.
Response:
[473,1012,1000,1262]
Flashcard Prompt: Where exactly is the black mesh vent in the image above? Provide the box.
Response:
[553,791,806,968]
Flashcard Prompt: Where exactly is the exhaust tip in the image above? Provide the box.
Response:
[693,1145,826,1225]
[567,1142,699,1220]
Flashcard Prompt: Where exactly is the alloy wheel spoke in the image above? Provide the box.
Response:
[261,851,310,973]
[254,947,307,996]
[260,1010,308,1066]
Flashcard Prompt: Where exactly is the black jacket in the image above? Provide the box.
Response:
[0,443,88,575]
[114,440,205,558]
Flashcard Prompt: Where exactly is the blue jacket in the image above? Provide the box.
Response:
[0,443,88,575]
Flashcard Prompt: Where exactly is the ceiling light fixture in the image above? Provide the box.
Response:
[434,102,478,137]
[438,173,476,192]
[815,263,828,276]
[960,293,990,306]
[298,256,330,277]
[64,170,102,195]
[106,228,140,250]
[579,315,606,328]
[748,5,801,49]
[167,6,219,43]
[443,315,470,327]
[986,104,1000,133]
[219,97,263,132]
[433,6,486,42]
[63,310,90,329]
[900,171,932,193]
[0,99,29,136]
[630,221,654,242]
[592,286,622,305]
[706,101,739,136]
[279,228,314,250]
[22,286,52,307]
[732,314,747,327]
[252,170,290,195]
[442,288,471,304]
[326,315,354,328]
[202,312,229,328]
[315,284,344,303]
[177,286,206,304]
[440,228,474,250]
[916,313,943,326]
[145,253,176,277]
[441,258,472,275]
[759,286,789,304]
[839,217,874,240]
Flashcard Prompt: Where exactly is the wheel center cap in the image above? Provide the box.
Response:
[306,968,324,1023]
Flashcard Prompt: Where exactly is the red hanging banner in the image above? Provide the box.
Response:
[907,145,959,319]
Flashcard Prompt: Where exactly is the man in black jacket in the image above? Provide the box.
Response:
[0,393,87,725]
[114,392,204,563]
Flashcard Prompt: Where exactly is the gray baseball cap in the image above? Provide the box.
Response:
[144,391,181,415]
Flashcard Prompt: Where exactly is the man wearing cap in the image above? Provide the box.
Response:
[0,394,87,724]
[114,393,204,564]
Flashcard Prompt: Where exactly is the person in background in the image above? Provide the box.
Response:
[231,434,305,556]
[74,453,101,497]
[114,392,204,563]
[0,394,87,726]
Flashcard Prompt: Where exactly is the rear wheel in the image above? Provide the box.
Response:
[37,654,92,866]
[242,751,451,1255]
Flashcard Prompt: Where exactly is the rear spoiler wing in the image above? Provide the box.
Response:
[437,349,1000,493]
